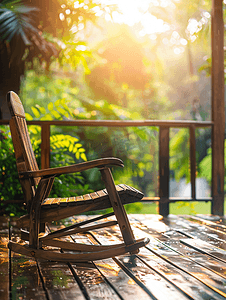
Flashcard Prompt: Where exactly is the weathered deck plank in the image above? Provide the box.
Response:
[131,215,226,299]
[10,219,46,300]
[71,221,153,300]
[37,261,85,300]
[0,217,9,300]
[90,230,191,300]
[2,214,226,300]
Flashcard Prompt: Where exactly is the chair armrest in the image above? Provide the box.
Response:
[19,157,124,179]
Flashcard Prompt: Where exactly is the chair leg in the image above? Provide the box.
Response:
[29,178,51,249]
[100,167,136,247]
[29,210,40,249]
[40,222,46,234]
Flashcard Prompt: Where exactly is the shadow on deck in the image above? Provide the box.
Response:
[1,214,226,300]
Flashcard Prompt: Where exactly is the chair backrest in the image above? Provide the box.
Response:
[7,91,40,190]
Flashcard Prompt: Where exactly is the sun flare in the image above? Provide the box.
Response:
[103,0,170,35]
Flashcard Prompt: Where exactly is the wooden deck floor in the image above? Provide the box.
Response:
[1,214,226,300]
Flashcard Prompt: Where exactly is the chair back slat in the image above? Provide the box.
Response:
[7,91,26,118]
[7,91,40,187]
[17,117,39,174]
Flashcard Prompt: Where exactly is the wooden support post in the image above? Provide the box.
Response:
[159,127,170,216]
[41,123,50,169]
[190,125,196,199]
[211,0,225,215]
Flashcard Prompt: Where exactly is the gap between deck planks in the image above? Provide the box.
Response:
[1,214,226,299]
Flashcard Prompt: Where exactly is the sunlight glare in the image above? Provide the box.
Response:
[70,24,78,33]
[187,19,200,36]
[103,0,169,35]
[59,13,65,21]
[180,38,187,46]
[140,13,168,35]
[162,37,169,45]
[174,47,181,55]
[92,6,103,17]
[74,1,80,8]
[76,45,87,51]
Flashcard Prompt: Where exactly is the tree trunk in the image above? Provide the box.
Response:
[0,44,24,119]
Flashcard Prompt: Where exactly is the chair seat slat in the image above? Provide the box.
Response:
[41,184,143,210]
[96,189,108,200]
[59,198,69,207]
[115,185,125,194]
[83,194,92,200]
[119,184,139,197]
[51,198,61,208]
[76,195,84,201]
[67,197,77,206]
[42,198,54,205]
[89,192,99,200]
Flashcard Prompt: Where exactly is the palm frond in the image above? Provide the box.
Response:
[0,1,39,45]
[0,0,58,62]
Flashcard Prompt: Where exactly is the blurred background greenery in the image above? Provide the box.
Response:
[0,0,224,216]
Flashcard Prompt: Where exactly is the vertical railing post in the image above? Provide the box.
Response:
[159,127,170,216]
[41,123,50,169]
[211,0,225,215]
[190,125,196,199]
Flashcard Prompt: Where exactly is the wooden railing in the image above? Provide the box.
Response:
[1,119,218,216]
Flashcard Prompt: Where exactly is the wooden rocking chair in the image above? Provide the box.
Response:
[7,91,149,262]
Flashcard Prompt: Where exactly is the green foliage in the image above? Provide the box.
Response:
[199,140,226,191]
[124,202,144,214]
[50,134,87,162]
[170,129,190,182]
[199,147,211,183]
[58,39,92,74]
[0,126,25,216]
[31,130,90,199]
[0,0,117,69]
[170,127,212,183]
[0,121,90,215]
[21,71,79,117]
[0,127,20,200]
[198,58,211,77]
[174,201,197,215]
[48,133,90,198]
[113,126,158,196]
[0,0,57,72]
[0,0,38,44]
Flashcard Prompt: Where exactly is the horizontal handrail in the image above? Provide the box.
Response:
[142,197,212,202]
[0,119,214,216]
[0,119,213,127]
